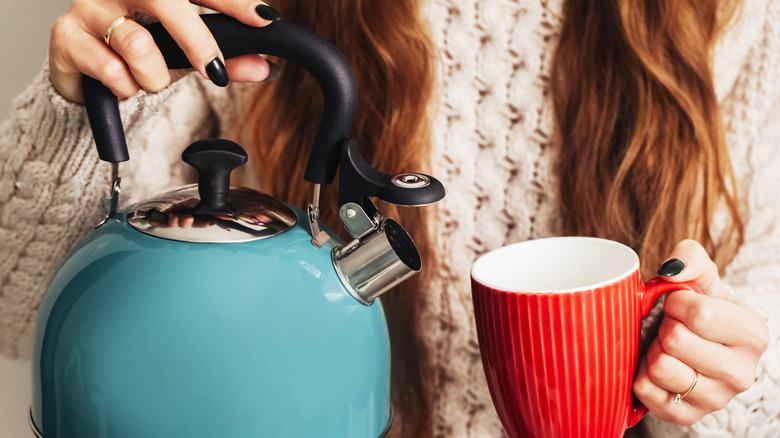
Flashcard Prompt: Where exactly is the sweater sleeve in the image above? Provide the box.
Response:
[0,66,226,359]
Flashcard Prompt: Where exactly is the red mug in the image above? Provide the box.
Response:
[471,237,699,438]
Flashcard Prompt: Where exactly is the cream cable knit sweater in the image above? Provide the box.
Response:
[1,0,778,436]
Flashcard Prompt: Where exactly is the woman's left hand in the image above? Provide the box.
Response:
[633,239,769,426]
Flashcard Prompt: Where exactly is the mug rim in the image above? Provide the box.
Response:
[471,236,640,294]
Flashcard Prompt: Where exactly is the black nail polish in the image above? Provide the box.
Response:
[205,57,229,87]
[256,4,281,21]
[657,259,686,276]
[264,61,280,82]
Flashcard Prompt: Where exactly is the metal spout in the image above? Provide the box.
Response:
[333,218,421,305]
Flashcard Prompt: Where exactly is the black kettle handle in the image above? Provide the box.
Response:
[83,13,357,185]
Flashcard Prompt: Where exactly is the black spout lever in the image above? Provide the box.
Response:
[338,140,445,213]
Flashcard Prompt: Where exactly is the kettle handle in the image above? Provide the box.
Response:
[83,13,357,185]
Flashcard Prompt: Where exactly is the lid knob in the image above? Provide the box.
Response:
[182,139,248,215]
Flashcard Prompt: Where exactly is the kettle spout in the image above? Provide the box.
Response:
[333,212,420,305]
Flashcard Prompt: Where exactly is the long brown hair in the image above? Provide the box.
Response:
[552,0,744,278]
[234,0,437,435]
[235,0,744,435]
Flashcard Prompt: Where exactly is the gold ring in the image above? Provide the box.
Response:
[672,369,699,404]
[104,15,134,46]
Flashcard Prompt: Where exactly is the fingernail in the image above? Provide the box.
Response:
[256,4,281,21]
[264,60,280,82]
[657,259,686,276]
[205,57,229,87]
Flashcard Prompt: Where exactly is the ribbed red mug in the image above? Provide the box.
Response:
[471,237,700,438]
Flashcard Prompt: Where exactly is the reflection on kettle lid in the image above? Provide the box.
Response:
[127,185,297,243]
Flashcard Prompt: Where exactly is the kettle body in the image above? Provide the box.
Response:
[30,205,392,437]
[29,13,445,437]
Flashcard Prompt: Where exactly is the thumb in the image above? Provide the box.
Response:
[656,239,729,298]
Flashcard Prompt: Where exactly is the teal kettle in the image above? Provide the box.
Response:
[29,14,444,438]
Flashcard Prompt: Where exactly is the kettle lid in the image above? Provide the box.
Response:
[126,139,297,243]
[126,185,297,243]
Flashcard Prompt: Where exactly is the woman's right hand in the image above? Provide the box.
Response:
[50,0,282,103]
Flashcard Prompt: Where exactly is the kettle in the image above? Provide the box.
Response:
[29,14,444,438]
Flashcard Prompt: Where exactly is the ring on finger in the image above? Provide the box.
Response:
[105,15,134,46]
[672,369,699,404]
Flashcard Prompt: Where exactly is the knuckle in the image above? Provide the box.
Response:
[755,329,771,353]
[632,377,653,399]
[742,313,770,354]
[69,0,95,29]
[729,372,755,394]
[706,259,720,280]
[50,16,67,38]
[115,27,156,58]
[99,61,140,99]
[678,239,702,253]
[659,321,688,355]
[187,32,218,58]
[50,15,76,42]
[69,0,88,17]
[99,59,128,84]
[145,75,172,93]
[685,302,718,335]
[646,353,677,385]
[144,0,169,10]
[115,86,141,100]
[145,0,182,15]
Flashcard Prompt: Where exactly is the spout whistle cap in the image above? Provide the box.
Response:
[333,218,421,305]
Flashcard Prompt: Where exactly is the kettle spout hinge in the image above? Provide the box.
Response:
[339,200,382,240]
[308,183,332,248]
[96,162,122,228]
[333,200,421,305]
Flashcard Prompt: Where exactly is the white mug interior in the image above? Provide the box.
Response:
[471,237,639,293]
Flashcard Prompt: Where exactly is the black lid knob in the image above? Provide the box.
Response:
[182,139,248,215]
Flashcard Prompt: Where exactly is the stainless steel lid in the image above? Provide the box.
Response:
[127,184,297,243]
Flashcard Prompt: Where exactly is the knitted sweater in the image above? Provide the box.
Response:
[1,0,778,436]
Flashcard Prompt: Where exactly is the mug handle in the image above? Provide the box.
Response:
[626,277,703,427]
